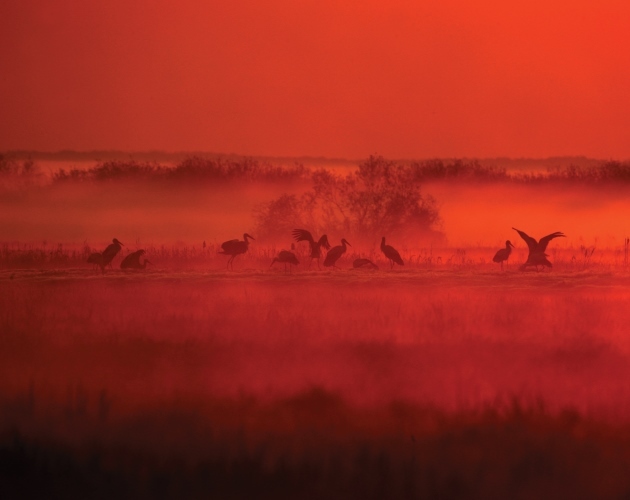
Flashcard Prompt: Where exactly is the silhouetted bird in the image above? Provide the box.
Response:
[292,229,331,269]
[381,237,404,269]
[323,239,351,269]
[121,249,151,270]
[353,258,379,270]
[512,228,565,271]
[492,240,514,270]
[270,250,300,273]
[87,252,105,273]
[101,238,123,269]
[219,233,255,269]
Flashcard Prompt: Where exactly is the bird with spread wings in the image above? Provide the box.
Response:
[512,227,565,271]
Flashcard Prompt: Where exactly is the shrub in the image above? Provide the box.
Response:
[255,156,444,243]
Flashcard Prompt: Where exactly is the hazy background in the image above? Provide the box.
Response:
[1,0,629,159]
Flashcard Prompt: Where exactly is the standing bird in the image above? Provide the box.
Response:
[219,233,255,269]
[87,252,105,273]
[323,239,351,269]
[292,229,331,269]
[270,250,300,273]
[121,249,151,270]
[492,240,515,270]
[380,237,404,269]
[101,238,124,269]
[353,258,379,270]
[512,228,565,271]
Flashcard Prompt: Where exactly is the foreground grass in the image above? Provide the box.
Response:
[2,389,630,499]
[2,273,630,497]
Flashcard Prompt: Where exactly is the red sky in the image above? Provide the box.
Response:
[1,0,629,159]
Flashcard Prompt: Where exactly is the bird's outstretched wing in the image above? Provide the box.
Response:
[292,229,315,244]
[317,234,331,250]
[512,228,538,253]
[538,232,565,252]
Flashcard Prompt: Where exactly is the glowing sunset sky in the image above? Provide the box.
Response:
[1,0,629,158]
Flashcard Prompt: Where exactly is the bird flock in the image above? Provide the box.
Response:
[89,227,565,273]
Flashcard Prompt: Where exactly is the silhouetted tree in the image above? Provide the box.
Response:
[255,155,444,242]
[253,193,318,240]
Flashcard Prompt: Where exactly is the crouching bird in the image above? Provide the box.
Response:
[87,252,105,273]
[121,249,151,270]
[270,250,299,273]
[353,258,379,270]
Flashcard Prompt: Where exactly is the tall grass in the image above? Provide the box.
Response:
[2,276,630,497]
[0,239,628,272]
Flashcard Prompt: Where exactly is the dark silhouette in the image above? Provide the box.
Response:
[323,239,351,269]
[493,240,514,270]
[291,229,331,269]
[270,250,300,273]
[380,237,404,269]
[101,238,124,269]
[120,249,151,270]
[353,258,379,270]
[219,233,255,269]
[87,252,105,273]
[512,228,565,271]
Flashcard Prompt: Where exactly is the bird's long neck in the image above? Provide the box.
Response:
[381,238,386,251]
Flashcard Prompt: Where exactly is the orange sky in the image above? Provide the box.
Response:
[1,0,629,159]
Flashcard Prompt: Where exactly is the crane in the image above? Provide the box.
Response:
[291,229,330,269]
[512,228,565,271]
[492,240,514,270]
[101,238,124,269]
[380,237,404,269]
[323,239,351,269]
[219,233,255,269]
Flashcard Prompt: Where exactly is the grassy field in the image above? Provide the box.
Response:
[3,158,630,496]
[3,268,630,497]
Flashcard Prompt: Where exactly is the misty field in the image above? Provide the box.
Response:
[4,156,630,497]
[3,269,630,498]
